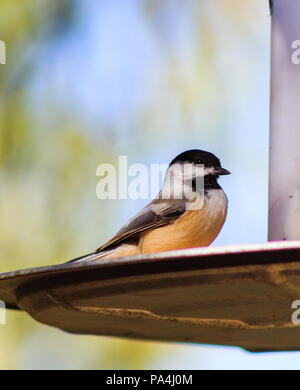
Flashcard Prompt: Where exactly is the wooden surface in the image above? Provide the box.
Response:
[2,241,300,351]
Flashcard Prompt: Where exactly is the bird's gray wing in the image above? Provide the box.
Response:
[96,197,186,253]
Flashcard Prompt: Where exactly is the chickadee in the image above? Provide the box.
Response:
[69,149,230,263]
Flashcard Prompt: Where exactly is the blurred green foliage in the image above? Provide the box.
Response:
[0,0,166,369]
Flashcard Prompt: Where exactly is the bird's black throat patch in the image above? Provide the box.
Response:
[191,174,221,193]
[204,174,221,191]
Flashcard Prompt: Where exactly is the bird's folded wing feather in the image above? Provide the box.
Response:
[96,197,186,253]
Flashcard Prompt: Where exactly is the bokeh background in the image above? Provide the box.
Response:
[1,0,298,370]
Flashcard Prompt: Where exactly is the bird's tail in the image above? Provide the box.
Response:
[66,251,109,264]
[66,243,140,264]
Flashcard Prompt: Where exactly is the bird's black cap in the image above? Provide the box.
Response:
[170,149,230,175]
[170,149,221,167]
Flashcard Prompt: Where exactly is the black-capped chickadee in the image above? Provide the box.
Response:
[69,149,230,263]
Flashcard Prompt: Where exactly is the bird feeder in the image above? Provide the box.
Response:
[1,0,300,352]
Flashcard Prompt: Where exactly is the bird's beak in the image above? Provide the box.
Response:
[214,167,231,176]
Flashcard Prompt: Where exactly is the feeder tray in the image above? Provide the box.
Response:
[1,241,300,352]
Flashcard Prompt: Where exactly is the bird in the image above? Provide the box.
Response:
[68,149,230,263]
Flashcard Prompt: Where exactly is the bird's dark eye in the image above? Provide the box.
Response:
[197,159,204,165]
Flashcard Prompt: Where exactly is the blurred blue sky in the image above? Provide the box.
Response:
[29,0,270,247]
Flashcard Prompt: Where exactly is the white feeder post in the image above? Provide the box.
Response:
[269,0,300,241]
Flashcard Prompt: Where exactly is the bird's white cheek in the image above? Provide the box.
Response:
[161,173,185,199]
